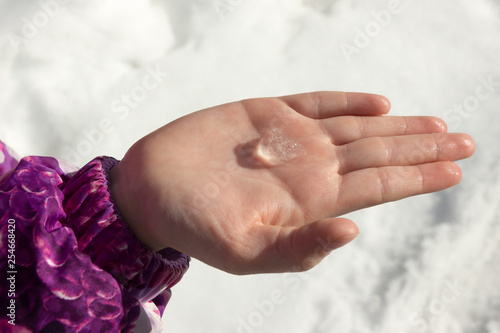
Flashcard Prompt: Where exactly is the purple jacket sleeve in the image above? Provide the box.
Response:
[0,141,189,332]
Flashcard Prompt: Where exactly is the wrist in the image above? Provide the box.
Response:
[109,160,166,252]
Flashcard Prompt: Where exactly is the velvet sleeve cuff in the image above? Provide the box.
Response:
[61,156,190,304]
[0,141,189,332]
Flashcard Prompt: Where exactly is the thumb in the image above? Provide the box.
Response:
[252,218,359,273]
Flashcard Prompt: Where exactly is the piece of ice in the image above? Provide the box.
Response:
[253,128,305,166]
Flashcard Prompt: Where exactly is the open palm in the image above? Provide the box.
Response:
[110,92,474,274]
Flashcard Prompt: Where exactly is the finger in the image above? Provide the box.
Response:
[247,218,359,273]
[279,91,391,119]
[321,115,447,145]
[338,133,475,174]
[335,161,462,215]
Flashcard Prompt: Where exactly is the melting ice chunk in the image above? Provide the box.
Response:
[253,128,305,166]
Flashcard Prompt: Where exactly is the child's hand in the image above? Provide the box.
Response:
[109,92,475,274]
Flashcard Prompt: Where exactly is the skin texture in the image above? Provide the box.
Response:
[109,91,475,275]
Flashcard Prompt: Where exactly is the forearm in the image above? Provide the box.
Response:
[0,141,189,331]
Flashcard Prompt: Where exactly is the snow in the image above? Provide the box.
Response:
[1,0,499,332]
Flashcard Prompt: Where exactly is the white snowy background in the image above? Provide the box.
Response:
[1,0,499,332]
